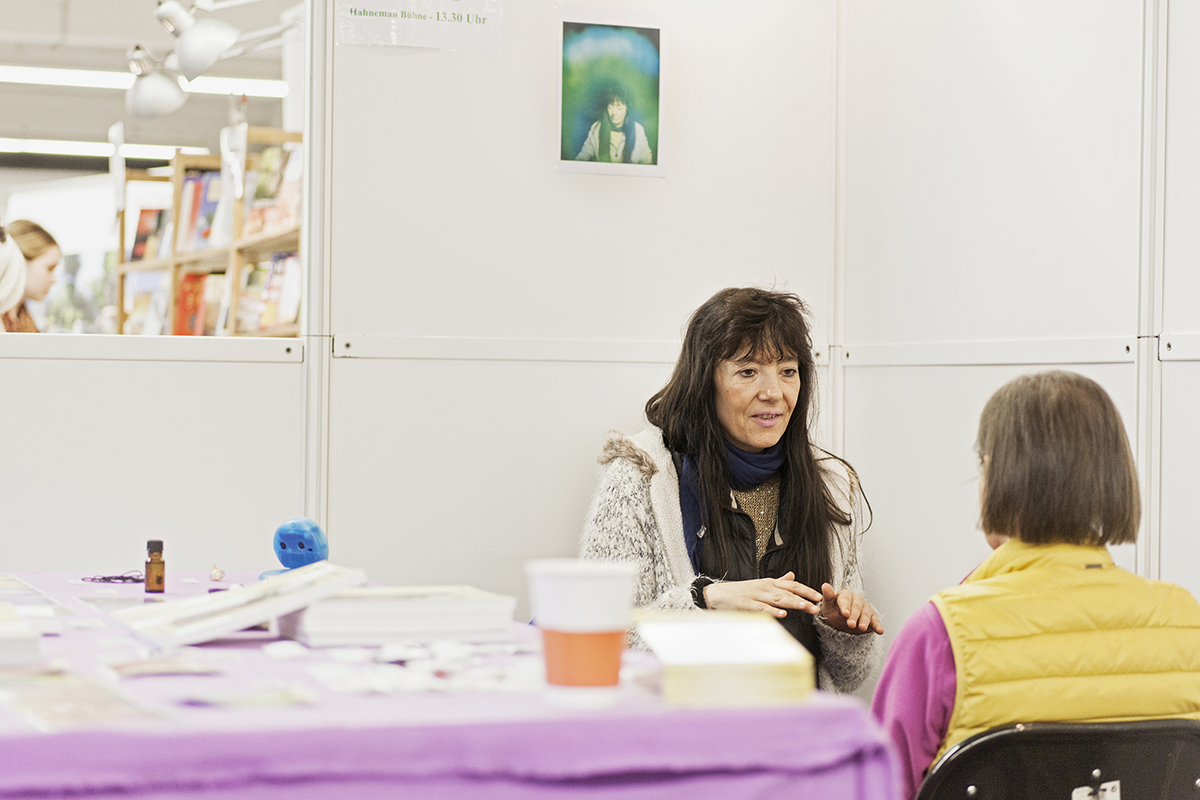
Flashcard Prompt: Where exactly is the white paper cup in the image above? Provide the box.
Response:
[525,558,637,686]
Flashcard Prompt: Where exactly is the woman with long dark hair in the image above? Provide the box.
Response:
[580,287,882,692]
[574,84,654,164]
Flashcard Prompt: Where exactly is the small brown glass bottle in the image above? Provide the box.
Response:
[145,540,165,593]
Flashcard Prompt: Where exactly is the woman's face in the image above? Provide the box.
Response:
[713,354,801,452]
[607,98,628,128]
[23,246,60,302]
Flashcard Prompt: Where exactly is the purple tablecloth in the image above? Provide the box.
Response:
[0,573,900,799]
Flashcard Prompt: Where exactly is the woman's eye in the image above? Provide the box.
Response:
[781,369,797,378]
[739,369,756,377]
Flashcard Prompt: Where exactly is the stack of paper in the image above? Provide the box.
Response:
[634,610,815,708]
[0,603,43,668]
[278,585,517,647]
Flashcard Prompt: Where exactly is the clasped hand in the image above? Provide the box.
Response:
[702,571,884,635]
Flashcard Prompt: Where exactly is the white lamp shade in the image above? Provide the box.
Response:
[175,19,240,81]
[127,72,188,118]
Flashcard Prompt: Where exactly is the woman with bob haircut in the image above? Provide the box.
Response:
[580,287,883,693]
[872,370,1200,799]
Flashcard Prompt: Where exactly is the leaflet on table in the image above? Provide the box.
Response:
[110,561,367,650]
[0,673,164,732]
[0,574,73,635]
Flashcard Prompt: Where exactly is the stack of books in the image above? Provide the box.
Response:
[278,585,517,647]
[634,610,815,708]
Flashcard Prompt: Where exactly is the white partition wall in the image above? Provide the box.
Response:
[322,0,842,607]
[835,0,1154,697]
[1160,1,1200,601]
[0,338,305,576]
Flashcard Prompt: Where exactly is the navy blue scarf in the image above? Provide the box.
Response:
[680,440,786,572]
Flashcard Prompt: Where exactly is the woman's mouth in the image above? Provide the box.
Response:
[753,413,782,427]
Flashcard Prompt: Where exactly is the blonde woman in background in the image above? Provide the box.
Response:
[0,220,60,333]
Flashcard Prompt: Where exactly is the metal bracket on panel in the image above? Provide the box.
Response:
[282,341,303,362]
[332,335,363,358]
[1158,333,1200,362]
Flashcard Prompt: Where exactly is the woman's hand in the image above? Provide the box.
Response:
[818,583,884,635]
[702,571,822,620]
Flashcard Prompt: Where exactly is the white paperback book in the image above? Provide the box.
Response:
[634,609,815,708]
[111,561,368,650]
[278,585,517,646]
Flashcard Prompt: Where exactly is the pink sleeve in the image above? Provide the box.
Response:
[870,602,956,800]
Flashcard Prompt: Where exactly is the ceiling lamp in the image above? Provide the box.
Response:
[125,46,187,118]
[156,0,241,82]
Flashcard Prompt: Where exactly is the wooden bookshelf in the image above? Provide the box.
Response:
[116,127,303,336]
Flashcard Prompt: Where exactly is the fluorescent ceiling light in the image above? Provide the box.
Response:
[0,64,287,98]
[0,138,209,160]
[185,75,287,98]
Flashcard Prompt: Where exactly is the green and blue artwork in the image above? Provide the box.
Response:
[561,23,660,166]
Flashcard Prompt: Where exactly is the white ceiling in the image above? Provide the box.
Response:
[0,0,299,153]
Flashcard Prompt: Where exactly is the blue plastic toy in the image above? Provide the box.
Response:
[259,516,329,579]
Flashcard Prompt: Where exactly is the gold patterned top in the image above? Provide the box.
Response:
[731,472,782,563]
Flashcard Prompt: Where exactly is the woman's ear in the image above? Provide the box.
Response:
[984,531,1010,550]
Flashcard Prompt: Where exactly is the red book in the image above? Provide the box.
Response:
[173,273,207,336]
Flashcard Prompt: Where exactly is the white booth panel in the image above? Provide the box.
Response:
[0,357,305,576]
[1162,1,1200,333]
[842,0,1143,344]
[327,357,674,616]
[328,355,833,617]
[842,361,1137,695]
[327,0,837,342]
[1158,361,1200,598]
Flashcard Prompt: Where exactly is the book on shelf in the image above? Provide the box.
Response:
[273,142,303,231]
[634,610,815,708]
[173,272,207,336]
[213,269,235,336]
[176,170,212,253]
[277,584,518,647]
[191,172,223,250]
[123,271,171,335]
[202,272,230,335]
[129,208,166,262]
[274,253,302,326]
[244,144,301,237]
[235,261,271,333]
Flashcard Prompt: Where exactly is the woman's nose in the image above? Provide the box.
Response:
[758,378,779,399]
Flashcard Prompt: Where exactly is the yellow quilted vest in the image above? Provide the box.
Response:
[932,540,1200,762]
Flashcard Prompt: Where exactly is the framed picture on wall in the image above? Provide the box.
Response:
[557,6,664,177]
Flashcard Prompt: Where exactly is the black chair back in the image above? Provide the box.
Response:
[915,719,1200,800]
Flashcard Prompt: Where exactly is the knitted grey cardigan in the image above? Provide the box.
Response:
[579,427,878,693]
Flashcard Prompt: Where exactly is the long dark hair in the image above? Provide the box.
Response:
[597,86,637,164]
[645,287,853,589]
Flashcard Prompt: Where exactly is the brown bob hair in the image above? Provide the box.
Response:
[5,220,58,262]
[976,370,1139,546]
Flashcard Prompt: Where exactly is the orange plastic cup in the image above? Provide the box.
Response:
[525,559,637,688]
[540,629,626,686]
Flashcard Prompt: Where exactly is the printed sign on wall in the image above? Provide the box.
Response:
[335,0,502,51]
